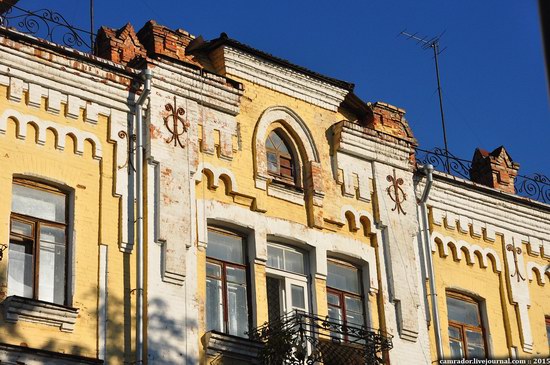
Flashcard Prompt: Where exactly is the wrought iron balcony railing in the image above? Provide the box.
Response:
[0,4,93,51]
[416,147,550,204]
[249,310,393,365]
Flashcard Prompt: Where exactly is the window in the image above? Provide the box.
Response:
[266,243,309,322]
[7,179,68,305]
[206,228,249,337]
[326,259,366,340]
[446,293,486,359]
[266,130,295,182]
[546,316,550,353]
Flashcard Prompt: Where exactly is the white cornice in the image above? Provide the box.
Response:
[335,122,413,170]
[426,177,550,258]
[0,36,133,113]
[222,46,349,111]
[150,60,241,116]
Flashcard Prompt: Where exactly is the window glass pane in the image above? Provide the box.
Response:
[12,184,66,223]
[267,245,284,270]
[345,296,363,314]
[267,277,281,322]
[38,226,66,304]
[447,296,480,327]
[290,284,305,310]
[346,311,364,327]
[227,282,248,337]
[449,326,462,340]
[206,277,223,333]
[328,306,344,340]
[40,225,65,244]
[10,219,33,237]
[465,330,485,358]
[266,136,275,149]
[546,318,550,349]
[328,306,343,324]
[269,131,283,149]
[277,138,290,154]
[267,152,278,173]
[206,262,221,278]
[327,261,360,294]
[226,266,246,284]
[207,230,244,264]
[284,249,304,274]
[327,292,340,306]
[449,338,464,359]
[7,241,34,298]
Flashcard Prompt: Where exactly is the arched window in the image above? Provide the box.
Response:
[446,292,487,359]
[266,130,295,182]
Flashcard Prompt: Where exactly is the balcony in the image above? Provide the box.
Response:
[249,310,393,365]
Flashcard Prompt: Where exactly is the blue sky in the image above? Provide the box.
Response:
[17,0,550,176]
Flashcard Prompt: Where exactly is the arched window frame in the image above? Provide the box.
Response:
[253,106,324,206]
[445,291,488,359]
[265,127,302,187]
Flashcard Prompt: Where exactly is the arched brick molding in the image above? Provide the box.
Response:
[253,106,324,206]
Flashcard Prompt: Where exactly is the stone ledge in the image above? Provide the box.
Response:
[204,331,263,364]
[2,296,79,332]
[0,342,102,364]
[267,182,305,205]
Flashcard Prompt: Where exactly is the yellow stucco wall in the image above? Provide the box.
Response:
[0,87,132,363]
[194,76,382,363]
[429,220,550,359]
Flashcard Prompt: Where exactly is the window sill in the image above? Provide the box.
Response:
[204,331,263,364]
[267,182,305,205]
[2,295,79,332]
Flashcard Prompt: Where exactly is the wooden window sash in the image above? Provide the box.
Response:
[206,228,249,335]
[265,130,296,183]
[9,186,69,305]
[446,292,487,359]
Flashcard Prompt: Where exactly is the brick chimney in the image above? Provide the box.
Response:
[367,102,417,145]
[95,23,146,65]
[94,21,202,68]
[136,20,201,67]
[469,146,520,194]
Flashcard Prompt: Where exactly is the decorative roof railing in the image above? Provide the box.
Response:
[249,310,393,365]
[0,5,93,51]
[416,147,550,204]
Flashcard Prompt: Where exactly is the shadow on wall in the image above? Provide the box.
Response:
[95,254,198,365]
[0,265,196,364]
[147,297,198,364]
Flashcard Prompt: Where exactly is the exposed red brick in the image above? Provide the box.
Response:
[135,20,202,68]
[95,23,147,65]
[367,102,417,146]
[470,146,520,194]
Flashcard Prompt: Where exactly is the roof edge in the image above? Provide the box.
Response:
[188,33,355,92]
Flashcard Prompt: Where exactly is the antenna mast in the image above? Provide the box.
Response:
[400,30,450,173]
[90,0,94,51]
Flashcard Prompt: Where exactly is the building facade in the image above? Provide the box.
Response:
[0,20,139,364]
[0,10,548,365]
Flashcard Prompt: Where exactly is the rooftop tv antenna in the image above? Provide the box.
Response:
[90,0,94,51]
[399,30,450,173]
